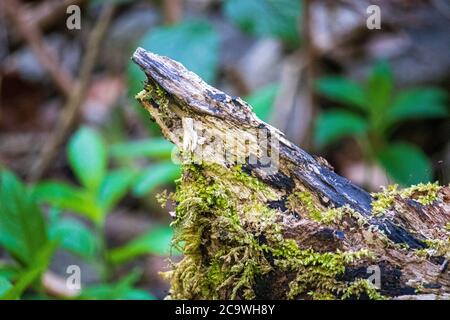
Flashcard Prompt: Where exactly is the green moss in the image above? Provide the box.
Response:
[341,278,386,300]
[422,238,450,259]
[371,182,441,216]
[413,226,450,261]
[287,191,365,225]
[400,182,441,205]
[278,247,375,299]
[136,82,172,121]
[162,163,275,299]
[371,185,398,216]
[163,162,383,300]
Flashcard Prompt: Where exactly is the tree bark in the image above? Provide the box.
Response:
[132,47,450,300]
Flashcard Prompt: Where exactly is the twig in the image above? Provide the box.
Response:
[3,0,75,96]
[162,0,183,24]
[301,0,317,148]
[28,5,116,182]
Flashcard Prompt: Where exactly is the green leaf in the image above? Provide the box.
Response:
[0,277,12,298]
[367,60,393,112]
[108,226,176,265]
[388,88,448,124]
[314,110,368,148]
[224,0,301,44]
[110,138,174,159]
[316,77,367,111]
[245,84,278,122]
[80,270,155,300]
[377,143,432,185]
[68,127,107,192]
[33,182,102,223]
[132,162,180,196]
[0,171,48,267]
[97,169,136,213]
[1,242,56,300]
[49,219,98,260]
[139,19,219,84]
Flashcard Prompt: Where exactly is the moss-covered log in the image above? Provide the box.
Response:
[132,48,450,300]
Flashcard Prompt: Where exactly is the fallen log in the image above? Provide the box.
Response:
[132,47,450,300]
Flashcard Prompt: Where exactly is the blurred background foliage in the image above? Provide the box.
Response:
[0,0,449,299]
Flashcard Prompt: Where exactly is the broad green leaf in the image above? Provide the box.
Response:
[224,0,301,44]
[108,226,176,265]
[388,88,448,124]
[68,127,107,192]
[1,242,56,300]
[0,277,12,298]
[49,219,98,260]
[110,138,174,159]
[97,169,136,213]
[33,182,101,223]
[377,143,432,185]
[132,162,180,196]
[367,60,393,112]
[316,77,367,111]
[0,171,48,267]
[139,19,219,84]
[245,84,279,122]
[80,270,155,300]
[314,110,368,148]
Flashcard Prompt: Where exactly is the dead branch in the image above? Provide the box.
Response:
[3,0,75,96]
[29,5,116,181]
[132,48,450,300]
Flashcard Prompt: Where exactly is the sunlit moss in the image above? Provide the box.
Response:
[341,278,386,300]
[400,182,441,205]
[371,185,398,216]
[371,182,441,216]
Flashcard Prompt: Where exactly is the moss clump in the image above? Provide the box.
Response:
[278,246,375,299]
[400,182,441,205]
[371,185,398,216]
[162,163,276,299]
[161,162,383,300]
[341,278,386,300]
[136,82,171,120]
[421,238,450,259]
[371,182,441,216]
[287,191,365,225]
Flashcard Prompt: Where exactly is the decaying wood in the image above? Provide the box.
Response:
[132,47,450,299]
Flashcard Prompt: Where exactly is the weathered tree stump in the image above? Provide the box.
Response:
[132,47,450,300]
